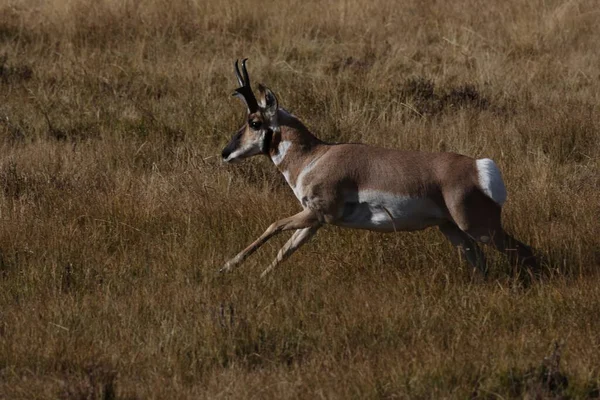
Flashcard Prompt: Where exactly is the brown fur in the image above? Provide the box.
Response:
[268,114,485,225]
[222,82,537,277]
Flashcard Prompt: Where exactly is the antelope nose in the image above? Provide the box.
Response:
[221,147,231,160]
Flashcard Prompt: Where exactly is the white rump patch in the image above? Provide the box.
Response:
[271,140,291,165]
[476,158,507,205]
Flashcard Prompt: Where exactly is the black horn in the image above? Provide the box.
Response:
[241,58,251,87]
[233,58,259,113]
[234,59,244,87]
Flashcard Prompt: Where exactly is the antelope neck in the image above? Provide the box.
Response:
[269,123,325,188]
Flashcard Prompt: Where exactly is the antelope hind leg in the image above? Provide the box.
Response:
[439,222,488,276]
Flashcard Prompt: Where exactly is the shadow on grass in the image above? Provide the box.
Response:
[476,343,599,400]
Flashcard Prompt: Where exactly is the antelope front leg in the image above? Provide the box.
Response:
[260,225,321,278]
[220,209,319,273]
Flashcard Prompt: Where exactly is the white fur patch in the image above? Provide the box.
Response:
[291,156,322,201]
[476,158,507,205]
[224,143,261,163]
[271,140,292,166]
[335,190,445,232]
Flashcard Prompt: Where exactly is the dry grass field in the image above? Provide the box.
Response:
[0,0,599,398]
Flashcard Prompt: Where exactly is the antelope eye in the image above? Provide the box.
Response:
[249,120,262,130]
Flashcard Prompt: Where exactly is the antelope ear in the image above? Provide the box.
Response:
[258,84,278,119]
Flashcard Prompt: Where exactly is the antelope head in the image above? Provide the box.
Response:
[221,59,279,163]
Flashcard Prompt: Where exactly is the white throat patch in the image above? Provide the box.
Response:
[271,140,292,166]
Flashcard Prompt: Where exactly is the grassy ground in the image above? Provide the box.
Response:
[0,0,599,398]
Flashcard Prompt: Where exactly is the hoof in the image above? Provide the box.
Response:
[219,261,234,273]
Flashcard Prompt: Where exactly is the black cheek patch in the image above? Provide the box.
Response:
[261,128,273,155]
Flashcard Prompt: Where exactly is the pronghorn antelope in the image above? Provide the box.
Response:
[220,59,537,278]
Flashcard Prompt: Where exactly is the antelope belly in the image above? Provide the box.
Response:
[335,190,446,232]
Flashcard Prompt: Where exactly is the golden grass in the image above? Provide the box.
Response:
[0,0,599,398]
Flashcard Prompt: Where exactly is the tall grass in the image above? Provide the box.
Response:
[0,0,599,398]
